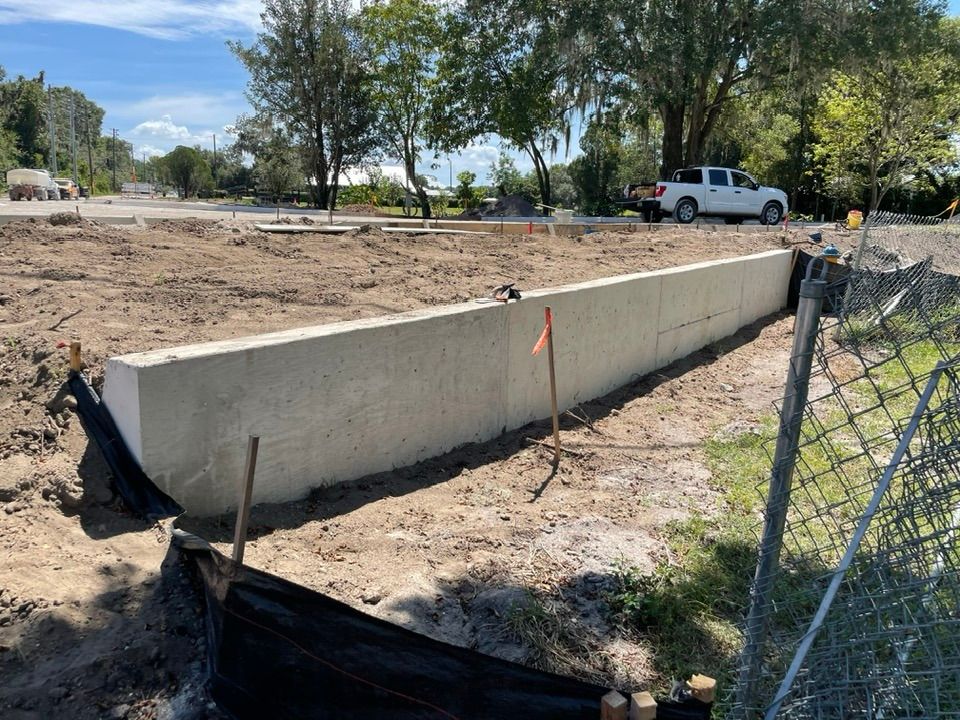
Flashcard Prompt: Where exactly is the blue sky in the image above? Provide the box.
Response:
[0,0,955,183]
[0,0,537,183]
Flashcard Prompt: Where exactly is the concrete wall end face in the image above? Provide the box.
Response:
[101,358,144,465]
[739,250,793,326]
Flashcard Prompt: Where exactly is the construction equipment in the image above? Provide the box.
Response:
[7,168,56,201]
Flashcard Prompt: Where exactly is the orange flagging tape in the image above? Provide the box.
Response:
[531,307,553,356]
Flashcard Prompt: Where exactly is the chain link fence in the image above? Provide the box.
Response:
[729,211,960,718]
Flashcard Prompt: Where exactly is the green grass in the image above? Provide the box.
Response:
[607,336,956,706]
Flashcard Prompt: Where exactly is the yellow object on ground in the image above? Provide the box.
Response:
[847,210,863,229]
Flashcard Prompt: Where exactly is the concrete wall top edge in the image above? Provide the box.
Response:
[110,249,792,367]
[111,298,499,366]
[518,248,790,300]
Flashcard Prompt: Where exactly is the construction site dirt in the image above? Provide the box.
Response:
[0,217,846,718]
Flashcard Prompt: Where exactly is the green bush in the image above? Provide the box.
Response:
[338,184,376,207]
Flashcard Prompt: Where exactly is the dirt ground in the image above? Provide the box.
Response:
[0,216,834,718]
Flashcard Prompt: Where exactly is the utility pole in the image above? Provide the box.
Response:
[47,87,58,176]
[86,109,94,195]
[112,128,117,192]
[69,95,78,185]
[212,133,217,187]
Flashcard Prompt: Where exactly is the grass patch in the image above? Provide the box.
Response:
[607,337,955,704]
[607,516,755,696]
[506,592,622,686]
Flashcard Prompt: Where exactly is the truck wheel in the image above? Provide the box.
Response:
[761,202,782,225]
[674,199,697,224]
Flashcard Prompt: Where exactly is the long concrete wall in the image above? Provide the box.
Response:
[102,249,792,515]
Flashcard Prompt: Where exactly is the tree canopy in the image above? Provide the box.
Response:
[230,0,378,209]
[361,0,443,217]
[161,146,213,199]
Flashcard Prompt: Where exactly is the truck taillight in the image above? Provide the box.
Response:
[655,184,666,198]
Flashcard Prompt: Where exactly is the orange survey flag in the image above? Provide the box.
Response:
[531,307,553,355]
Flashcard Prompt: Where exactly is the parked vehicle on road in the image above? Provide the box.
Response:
[6,168,56,201]
[654,167,788,225]
[54,177,80,200]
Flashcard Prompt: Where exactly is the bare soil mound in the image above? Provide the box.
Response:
[147,218,221,236]
[48,212,84,227]
[340,203,391,216]
[276,216,316,225]
[0,219,845,715]
[459,194,542,218]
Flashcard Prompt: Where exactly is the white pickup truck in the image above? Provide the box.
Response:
[653,167,788,225]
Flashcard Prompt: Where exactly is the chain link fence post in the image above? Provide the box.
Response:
[735,258,829,714]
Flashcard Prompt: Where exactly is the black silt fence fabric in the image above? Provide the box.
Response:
[787,250,850,312]
[180,542,612,720]
[68,372,183,519]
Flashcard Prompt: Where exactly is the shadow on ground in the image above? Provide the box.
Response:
[0,543,224,720]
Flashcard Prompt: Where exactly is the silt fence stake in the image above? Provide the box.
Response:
[232,435,260,564]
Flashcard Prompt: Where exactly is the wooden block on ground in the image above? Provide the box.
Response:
[601,690,628,720]
[629,691,657,720]
[686,674,716,703]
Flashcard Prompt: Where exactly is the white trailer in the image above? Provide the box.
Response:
[7,169,56,201]
[121,182,154,197]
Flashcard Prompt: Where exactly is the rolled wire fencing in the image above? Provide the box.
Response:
[730,211,960,718]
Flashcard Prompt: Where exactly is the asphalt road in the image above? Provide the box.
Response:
[0,195,825,230]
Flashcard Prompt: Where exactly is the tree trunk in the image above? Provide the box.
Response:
[685,79,707,166]
[329,152,343,210]
[312,171,329,209]
[312,125,329,209]
[659,102,685,179]
[526,141,551,207]
[309,145,329,210]
[405,154,431,219]
[416,185,431,219]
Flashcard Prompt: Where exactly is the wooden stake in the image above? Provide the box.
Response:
[545,306,561,466]
[629,691,657,720]
[601,690,628,720]
[232,435,260,564]
[69,341,82,373]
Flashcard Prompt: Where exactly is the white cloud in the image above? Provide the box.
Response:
[458,143,500,167]
[120,93,247,156]
[134,144,167,159]
[118,92,248,129]
[131,115,192,141]
[0,1,262,40]
[127,114,227,156]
